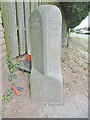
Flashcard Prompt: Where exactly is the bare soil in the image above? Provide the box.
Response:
[62,33,88,98]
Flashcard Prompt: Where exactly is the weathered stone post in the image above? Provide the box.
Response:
[29,5,63,103]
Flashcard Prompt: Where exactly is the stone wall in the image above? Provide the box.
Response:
[0,11,10,94]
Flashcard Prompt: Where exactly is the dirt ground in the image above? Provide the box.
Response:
[2,33,88,118]
[62,33,88,98]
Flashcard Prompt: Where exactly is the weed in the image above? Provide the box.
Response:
[7,59,14,73]
[15,62,20,69]
[0,107,4,117]
[7,58,20,73]
[8,74,14,82]
[2,88,13,102]
[7,58,20,82]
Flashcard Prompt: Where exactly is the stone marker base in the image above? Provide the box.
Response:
[30,68,63,104]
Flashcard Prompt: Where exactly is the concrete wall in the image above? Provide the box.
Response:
[0,11,10,94]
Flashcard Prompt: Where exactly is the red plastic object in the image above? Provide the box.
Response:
[12,86,21,96]
[26,54,32,61]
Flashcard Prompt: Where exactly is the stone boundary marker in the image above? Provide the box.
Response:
[29,5,63,103]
